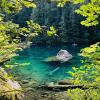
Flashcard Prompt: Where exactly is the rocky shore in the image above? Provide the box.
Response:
[24,89,69,100]
[19,79,73,100]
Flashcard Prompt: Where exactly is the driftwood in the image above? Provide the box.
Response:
[49,67,60,75]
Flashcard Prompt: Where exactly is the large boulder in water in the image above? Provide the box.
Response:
[43,50,73,63]
[56,50,73,63]
[56,50,73,62]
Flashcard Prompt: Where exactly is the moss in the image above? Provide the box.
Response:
[0,68,23,100]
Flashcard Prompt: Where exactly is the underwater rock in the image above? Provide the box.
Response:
[48,82,54,87]
[22,80,37,88]
[56,50,73,63]
[25,87,34,91]
[58,79,73,85]
[22,80,29,84]
[43,56,58,62]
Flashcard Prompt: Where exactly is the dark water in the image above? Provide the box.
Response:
[8,44,85,84]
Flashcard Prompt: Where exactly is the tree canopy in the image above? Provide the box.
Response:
[56,0,100,26]
[0,0,37,63]
[0,0,37,99]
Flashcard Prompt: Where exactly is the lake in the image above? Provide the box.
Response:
[8,44,86,84]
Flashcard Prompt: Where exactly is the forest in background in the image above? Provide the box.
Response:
[14,0,100,44]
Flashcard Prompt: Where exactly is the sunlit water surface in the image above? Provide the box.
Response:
[8,44,86,84]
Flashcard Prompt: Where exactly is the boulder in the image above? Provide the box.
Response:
[43,50,72,63]
[0,68,23,99]
[56,50,73,63]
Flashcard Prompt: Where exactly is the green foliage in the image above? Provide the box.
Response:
[56,0,70,7]
[72,0,84,4]
[75,2,99,26]
[31,0,100,44]
[27,20,42,35]
[56,0,100,26]
[47,26,57,36]
[67,88,100,100]
[67,43,100,99]
[0,0,37,63]
[0,0,36,13]
[0,0,37,99]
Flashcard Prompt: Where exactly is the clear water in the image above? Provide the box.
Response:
[8,44,85,84]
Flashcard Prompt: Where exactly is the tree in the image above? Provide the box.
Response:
[56,0,100,26]
[30,0,100,44]
[0,0,37,99]
[67,42,100,100]
[0,0,37,63]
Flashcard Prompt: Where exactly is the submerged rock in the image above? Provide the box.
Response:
[44,56,58,62]
[58,79,73,85]
[22,80,29,84]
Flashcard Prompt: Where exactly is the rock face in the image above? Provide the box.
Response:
[56,50,73,63]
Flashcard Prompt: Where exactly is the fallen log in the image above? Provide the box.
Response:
[40,82,99,91]
[49,67,60,75]
[40,83,86,91]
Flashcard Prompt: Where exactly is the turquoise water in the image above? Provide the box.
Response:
[8,44,85,84]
